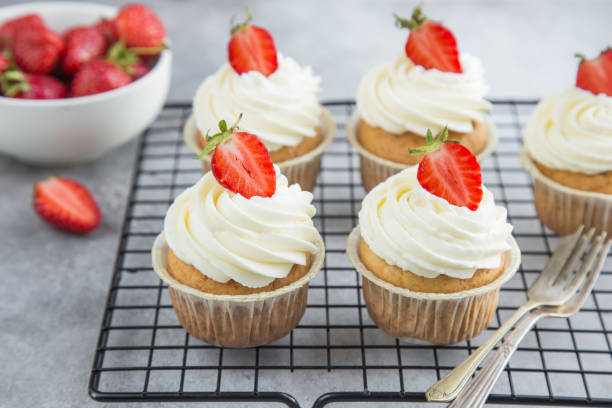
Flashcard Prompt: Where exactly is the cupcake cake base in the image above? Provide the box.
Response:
[347,227,520,345]
[346,111,498,192]
[521,149,612,235]
[153,232,325,348]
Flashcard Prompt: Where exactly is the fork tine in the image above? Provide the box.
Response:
[563,232,605,293]
[531,226,584,288]
[552,227,595,286]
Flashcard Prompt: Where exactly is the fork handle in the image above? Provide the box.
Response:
[426,301,537,402]
[449,309,546,408]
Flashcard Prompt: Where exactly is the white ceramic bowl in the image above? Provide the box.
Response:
[0,2,172,165]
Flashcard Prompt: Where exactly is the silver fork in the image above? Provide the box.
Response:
[449,234,610,408]
[426,226,598,402]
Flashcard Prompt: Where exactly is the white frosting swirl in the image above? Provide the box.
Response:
[356,53,492,136]
[524,87,612,174]
[359,167,512,279]
[164,166,320,288]
[193,53,322,152]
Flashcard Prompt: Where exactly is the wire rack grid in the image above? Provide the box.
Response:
[89,101,612,408]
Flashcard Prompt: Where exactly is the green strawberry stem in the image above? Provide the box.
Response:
[230,8,253,35]
[127,43,168,55]
[198,114,244,158]
[409,127,459,155]
[0,69,30,97]
[394,3,428,30]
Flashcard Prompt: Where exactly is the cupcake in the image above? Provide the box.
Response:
[522,48,612,235]
[348,5,496,191]
[347,128,520,345]
[153,117,325,347]
[184,11,335,191]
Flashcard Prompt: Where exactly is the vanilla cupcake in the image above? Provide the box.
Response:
[347,129,519,344]
[348,5,496,191]
[154,119,325,347]
[184,12,335,191]
[522,50,612,235]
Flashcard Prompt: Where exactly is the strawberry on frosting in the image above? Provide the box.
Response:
[227,9,278,77]
[199,115,276,199]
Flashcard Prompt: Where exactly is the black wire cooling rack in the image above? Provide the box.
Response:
[89,101,612,407]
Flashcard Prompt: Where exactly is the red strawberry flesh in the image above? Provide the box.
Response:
[411,128,482,211]
[576,49,612,97]
[33,177,101,234]
[228,12,278,76]
[212,131,276,199]
[396,5,462,73]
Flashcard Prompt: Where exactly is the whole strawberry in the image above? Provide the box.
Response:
[61,26,107,74]
[199,114,276,199]
[228,10,278,76]
[0,14,44,47]
[0,53,9,72]
[395,5,462,73]
[1,70,66,99]
[33,176,101,234]
[13,24,64,74]
[127,59,149,80]
[95,18,118,44]
[410,127,482,210]
[576,48,612,97]
[71,59,131,97]
[115,4,166,49]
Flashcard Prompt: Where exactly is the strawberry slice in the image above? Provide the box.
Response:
[576,48,612,97]
[395,5,462,73]
[228,10,278,76]
[410,127,482,210]
[33,177,101,233]
[198,115,276,198]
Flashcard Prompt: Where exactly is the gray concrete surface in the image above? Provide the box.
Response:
[0,1,610,407]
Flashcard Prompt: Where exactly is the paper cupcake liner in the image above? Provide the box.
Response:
[346,111,498,192]
[521,150,612,235]
[152,232,325,348]
[184,107,337,192]
[346,227,520,345]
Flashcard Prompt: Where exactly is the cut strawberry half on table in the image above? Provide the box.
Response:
[228,10,278,76]
[576,48,612,97]
[33,177,101,234]
[395,4,462,73]
[410,127,483,211]
[198,114,276,199]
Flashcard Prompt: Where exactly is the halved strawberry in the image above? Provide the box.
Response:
[410,127,482,210]
[33,177,101,233]
[228,10,278,76]
[395,5,462,73]
[198,115,276,198]
[576,48,612,97]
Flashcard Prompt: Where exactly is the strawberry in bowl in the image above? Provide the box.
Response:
[0,2,172,165]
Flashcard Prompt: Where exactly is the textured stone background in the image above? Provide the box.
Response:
[0,1,610,407]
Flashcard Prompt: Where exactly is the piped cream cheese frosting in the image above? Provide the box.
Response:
[356,53,492,136]
[359,167,512,279]
[164,165,320,288]
[193,53,322,152]
[524,87,612,174]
